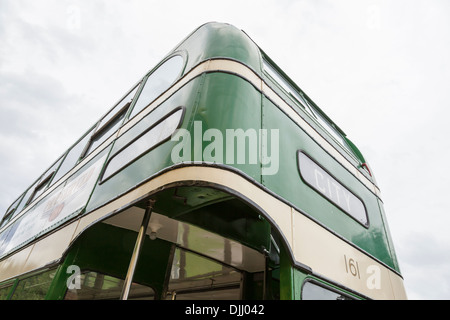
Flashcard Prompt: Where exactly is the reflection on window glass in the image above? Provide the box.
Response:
[26,174,52,207]
[84,115,124,157]
[1,195,23,227]
[263,60,315,118]
[0,284,13,300]
[166,248,242,300]
[51,127,95,184]
[263,60,350,152]
[13,183,38,216]
[83,111,126,158]
[11,268,57,300]
[82,87,138,159]
[41,156,64,188]
[302,281,354,300]
[102,108,183,181]
[64,271,155,300]
[130,55,183,119]
[298,152,368,226]
[100,85,138,130]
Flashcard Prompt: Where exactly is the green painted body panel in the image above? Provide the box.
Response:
[175,22,262,76]
[261,96,398,270]
[86,72,262,212]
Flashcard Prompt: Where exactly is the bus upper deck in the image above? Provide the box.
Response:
[0,22,406,300]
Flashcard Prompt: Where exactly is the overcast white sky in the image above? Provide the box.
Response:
[1,0,449,300]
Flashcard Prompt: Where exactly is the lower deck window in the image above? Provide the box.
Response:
[302,280,355,300]
[0,283,13,300]
[11,268,57,300]
[64,271,155,300]
[166,248,242,300]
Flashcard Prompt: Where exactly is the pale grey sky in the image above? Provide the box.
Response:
[1,0,449,299]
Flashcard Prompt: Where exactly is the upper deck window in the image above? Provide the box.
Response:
[263,60,315,118]
[129,55,184,119]
[0,195,23,228]
[51,127,95,185]
[25,171,54,207]
[263,60,353,157]
[80,85,138,159]
[101,107,184,182]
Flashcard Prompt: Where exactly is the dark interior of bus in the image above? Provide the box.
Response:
[61,186,282,300]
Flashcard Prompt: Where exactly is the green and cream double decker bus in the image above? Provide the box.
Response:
[0,22,406,300]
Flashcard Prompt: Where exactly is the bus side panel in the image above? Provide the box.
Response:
[191,72,262,181]
[85,73,262,213]
[261,96,397,271]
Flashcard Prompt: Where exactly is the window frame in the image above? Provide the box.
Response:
[301,279,360,300]
[9,267,58,300]
[63,269,157,300]
[79,102,131,160]
[100,106,186,183]
[1,194,24,228]
[128,54,185,121]
[262,58,358,162]
[79,84,140,160]
[50,126,96,186]
[297,150,369,228]
[25,170,55,207]
[0,284,13,300]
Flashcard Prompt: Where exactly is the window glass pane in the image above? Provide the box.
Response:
[11,268,57,300]
[302,281,354,300]
[64,271,155,300]
[298,152,368,226]
[43,156,64,188]
[0,284,13,300]
[130,55,183,119]
[263,60,315,118]
[166,248,242,300]
[51,127,95,184]
[263,60,352,153]
[84,112,125,157]
[13,183,38,216]
[26,158,62,207]
[306,104,348,147]
[99,85,138,130]
[0,224,16,256]
[26,181,48,207]
[102,108,183,181]
[82,86,138,160]
[1,195,23,226]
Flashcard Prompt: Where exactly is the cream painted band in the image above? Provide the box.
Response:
[0,166,405,299]
[1,57,379,236]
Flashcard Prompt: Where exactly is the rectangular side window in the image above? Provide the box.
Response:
[0,283,14,300]
[11,268,57,300]
[101,108,184,182]
[263,59,354,158]
[0,195,23,227]
[80,86,138,159]
[64,271,155,300]
[51,127,95,184]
